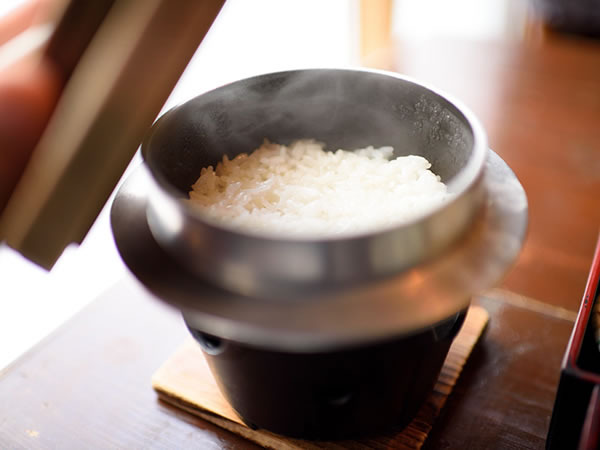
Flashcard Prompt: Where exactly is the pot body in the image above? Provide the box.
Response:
[184,307,467,439]
[142,69,488,298]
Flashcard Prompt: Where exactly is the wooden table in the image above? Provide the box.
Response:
[2,34,600,449]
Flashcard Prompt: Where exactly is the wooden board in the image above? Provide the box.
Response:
[152,305,489,449]
[0,0,224,269]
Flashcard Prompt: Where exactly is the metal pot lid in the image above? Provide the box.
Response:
[111,149,527,352]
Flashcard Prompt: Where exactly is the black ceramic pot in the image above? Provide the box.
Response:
[184,309,466,440]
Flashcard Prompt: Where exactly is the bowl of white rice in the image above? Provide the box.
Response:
[142,68,488,297]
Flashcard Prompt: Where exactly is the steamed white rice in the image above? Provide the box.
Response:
[187,140,448,237]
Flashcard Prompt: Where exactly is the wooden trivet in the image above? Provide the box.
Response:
[152,306,489,449]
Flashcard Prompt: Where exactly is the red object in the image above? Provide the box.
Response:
[547,232,600,449]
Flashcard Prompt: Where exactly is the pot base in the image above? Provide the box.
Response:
[184,309,466,440]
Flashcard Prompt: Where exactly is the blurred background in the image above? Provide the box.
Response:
[1,0,599,370]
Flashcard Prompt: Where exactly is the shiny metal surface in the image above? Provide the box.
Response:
[141,69,488,298]
[111,149,527,352]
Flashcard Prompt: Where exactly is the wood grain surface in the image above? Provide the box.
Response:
[0,280,574,449]
[426,293,574,449]
[0,280,261,450]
